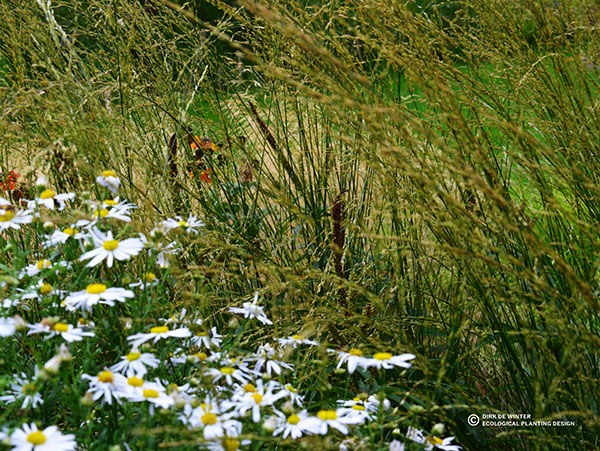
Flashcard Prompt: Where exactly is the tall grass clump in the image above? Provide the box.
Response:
[0,0,599,449]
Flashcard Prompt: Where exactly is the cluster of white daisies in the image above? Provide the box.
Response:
[0,171,461,451]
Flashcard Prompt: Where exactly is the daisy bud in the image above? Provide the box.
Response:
[13,315,27,330]
[431,423,445,436]
[81,191,91,200]
[281,401,294,414]
[334,368,346,375]
[227,317,240,329]
[189,377,200,387]
[0,275,19,286]
[108,446,121,451]
[44,356,61,374]
[43,221,55,232]
[172,393,186,409]
[392,428,402,436]
[35,174,48,189]
[58,343,73,361]
[410,405,425,413]
[190,397,201,408]
[81,392,95,406]
[140,343,153,352]
[262,416,277,432]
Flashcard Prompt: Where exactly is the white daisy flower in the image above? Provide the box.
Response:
[62,284,134,312]
[162,214,204,234]
[124,377,174,410]
[27,189,75,211]
[80,228,143,268]
[204,364,253,386]
[96,170,120,193]
[336,397,377,421]
[250,344,293,376]
[0,201,33,232]
[128,272,160,289]
[229,292,272,325]
[205,435,251,451]
[126,325,191,348]
[299,409,364,435]
[333,348,370,374]
[276,334,319,348]
[363,352,416,370]
[101,197,136,211]
[82,370,129,405]
[18,280,65,304]
[0,370,43,409]
[138,232,179,268]
[110,348,159,377]
[272,409,311,439]
[10,423,76,451]
[86,201,134,224]
[20,259,70,279]
[407,427,462,451]
[223,379,286,423]
[180,399,241,440]
[27,321,95,342]
[187,326,222,349]
[280,383,304,407]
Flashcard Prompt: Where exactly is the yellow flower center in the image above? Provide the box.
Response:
[178,220,189,227]
[102,239,119,250]
[98,371,114,383]
[287,414,301,425]
[428,437,444,446]
[220,367,235,375]
[21,383,36,395]
[201,412,218,425]
[143,389,159,398]
[197,331,208,337]
[26,431,47,445]
[63,227,77,235]
[102,170,117,177]
[373,352,392,361]
[36,260,51,270]
[285,384,297,393]
[150,326,169,334]
[86,283,107,294]
[291,334,304,340]
[243,383,256,393]
[53,323,69,333]
[251,393,263,404]
[126,352,141,361]
[352,405,366,411]
[349,348,363,356]
[128,376,144,387]
[0,210,15,222]
[39,283,52,295]
[193,352,207,361]
[39,189,55,199]
[94,209,110,218]
[104,199,118,206]
[223,439,241,451]
[317,410,338,420]
[142,272,156,283]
